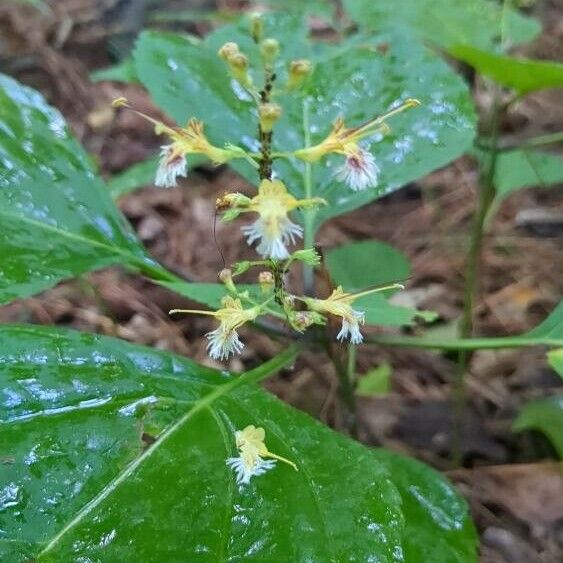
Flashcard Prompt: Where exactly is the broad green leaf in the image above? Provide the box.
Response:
[449,45,563,94]
[107,155,161,198]
[548,348,563,378]
[133,15,476,228]
[372,450,478,562]
[159,280,261,311]
[492,149,563,198]
[0,74,163,304]
[326,240,410,290]
[513,395,563,458]
[0,325,475,561]
[343,0,540,50]
[107,154,207,199]
[326,241,437,326]
[357,362,392,396]
[91,58,139,83]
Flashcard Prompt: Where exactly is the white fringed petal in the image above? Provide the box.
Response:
[155,144,188,188]
[335,148,379,192]
[241,217,303,259]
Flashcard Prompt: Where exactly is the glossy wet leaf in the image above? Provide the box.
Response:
[449,46,563,94]
[133,15,476,228]
[0,74,161,304]
[513,395,563,459]
[372,450,478,562]
[343,0,540,50]
[0,325,476,561]
[326,241,437,326]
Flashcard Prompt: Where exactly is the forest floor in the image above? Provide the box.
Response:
[1,0,562,561]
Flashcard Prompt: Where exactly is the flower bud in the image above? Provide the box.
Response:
[292,248,321,266]
[260,38,280,63]
[288,310,324,332]
[232,261,251,276]
[287,59,313,90]
[216,192,251,211]
[218,42,240,61]
[250,12,264,43]
[111,96,129,108]
[259,103,282,133]
[228,53,252,87]
[258,271,274,294]
[219,268,236,293]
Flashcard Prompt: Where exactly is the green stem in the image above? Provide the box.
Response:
[347,344,357,383]
[323,335,358,437]
[453,85,503,466]
[364,334,557,350]
[301,99,316,295]
[476,130,563,153]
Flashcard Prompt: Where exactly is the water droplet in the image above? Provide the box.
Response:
[0,482,21,511]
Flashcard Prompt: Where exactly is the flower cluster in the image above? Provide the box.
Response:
[111,14,417,363]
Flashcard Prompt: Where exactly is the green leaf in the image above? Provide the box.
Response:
[473,146,563,199]
[107,155,161,198]
[133,15,476,227]
[372,450,478,562]
[493,149,563,198]
[326,241,437,327]
[0,74,161,305]
[343,0,540,50]
[159,280,261,310]
[513,395,563,458]
[90,58,139,84]
[548,348,563,378]
[449,45,563,94]
[357,362,392,396]
[0,324,475,560]
[326,240,410,290]
[107,154,207,199]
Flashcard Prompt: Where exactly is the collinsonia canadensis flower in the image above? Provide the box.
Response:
[335,147,380,192]
[217,179,326,260]
[170,296,260,360]
[303,283,404,344]
[226,425,297,485]
[111,97,242,188]
[293,99,420,191]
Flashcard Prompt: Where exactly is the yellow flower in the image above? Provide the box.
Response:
[294,99,420,191]
[305,286,366,344]
[111,98,241,187]
[304,283,404,344]
[221,179,325,259]
[170,296,260,360]
[226,425,297,485]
